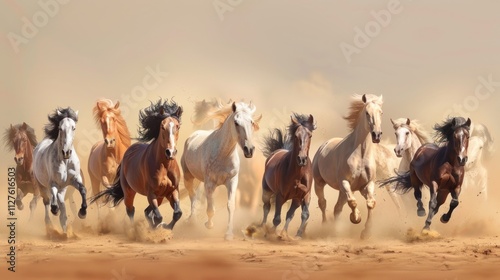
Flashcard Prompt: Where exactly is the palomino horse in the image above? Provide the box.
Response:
[33,108,87,233]
[261,113,316,239]
[313,94,384,239]
[3,123,40,219]
[88,99,131,203]
[380,117,471,231]
[462,123,494,200]
[181,101,262,240]
[91,99,183,230]
[390,118,432,213]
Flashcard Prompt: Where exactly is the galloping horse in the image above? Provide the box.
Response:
[380,117,471,231]
[91,99,183,230]
[88,99,131,203]
[181,101,261,240]
[3,123,40,219]
[33,108,87,233]
[261,113,316,239]
[313,94,384,239]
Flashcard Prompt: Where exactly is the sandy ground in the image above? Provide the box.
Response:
[1,181,499,280]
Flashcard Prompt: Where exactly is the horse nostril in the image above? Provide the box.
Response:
[371,132,376,139]
[165,149,171,158]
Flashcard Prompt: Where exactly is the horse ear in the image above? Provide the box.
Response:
[291,114,299,125]
[175,106,183,118]
[232,102,237,112]
[114,101,120,109]
[465,118,472,128]
[159,107,165,115]
[308,114,317,130]
[253,114,262,131]
[21,122,28,130]
[57,110,62,116]
[406,118,411,126]
[362,94,367,103]
[75,110,79,117]
[390,118,395,126]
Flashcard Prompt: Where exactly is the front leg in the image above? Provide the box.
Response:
[50,183,59,215]
[73,176,87,219]
[441,186,461,223]
[164,189,183,230]
[224,176,238,240]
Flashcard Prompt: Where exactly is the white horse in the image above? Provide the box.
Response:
[313,94,384,239]
[33,108,87,233]
[181,101,261,240]
[390,118,433,213]
[462,123,494,200]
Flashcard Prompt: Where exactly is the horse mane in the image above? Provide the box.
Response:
[44,107,78,140]
[192,99,253,129]
[471,123,495,157]
[93,99,131,147]
[137,98,183,142]
[343,94,383,130]
[392,118,432,144]
[3,123,38,151]
[433,117,470,143]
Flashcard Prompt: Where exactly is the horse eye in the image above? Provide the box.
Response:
[234,120,239,126]
[406,132,409,135]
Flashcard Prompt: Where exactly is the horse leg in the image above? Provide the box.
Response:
[65,187,78,218]
[314,178,328,223]
[296,195,311,238]
[341,180,361,224]
[15,187,25,211]
[42,189,52,228]
[57,188,68,233]
[280,198,300,239]
[333,190,348,235]
[50,184,59,215]
[224,176,238,240]
[204,181,216,230]
[360,181,376,239]
[261,180,273,226]
[272,194,285,233]
[441,187,460,223]
[73,178,87,219]
[164,190,182,230]
[184,173,198,221]
[411,170,426,216]
[423,181,440,231]
[145,192,163,229]
[29,194,40,221]
[123,187,136,223]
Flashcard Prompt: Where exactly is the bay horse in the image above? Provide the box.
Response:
[91,99,183,230]
[261,113,316,239]
[88,99,131,203]
[380,117,471,231]
[312,94,384,239]
[181,101,261,240]
[33,108,87,233]
[3,123,40,219]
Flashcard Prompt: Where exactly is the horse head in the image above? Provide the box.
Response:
[392,118,412,158]
[58,110,78,160]
[97,101,120,149]
[12,123,29,166]
[159,106,183,160]
[452,117,471,166]
[232,102,261,158]
[362,94,383,143]
[291,114,316,166]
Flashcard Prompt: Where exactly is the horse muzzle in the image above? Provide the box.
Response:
[458,156,468,166]
[14,156,24,166]
[165,148,177,160]
[371,131,382,143]
[104,138,116,149]
[243,145,255,158]
[62,149,72,160]
[297,156,308,167]
[394,148,403,158]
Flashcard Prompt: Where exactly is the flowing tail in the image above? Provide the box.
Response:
[89,164,124,206]
[378,171,413,194]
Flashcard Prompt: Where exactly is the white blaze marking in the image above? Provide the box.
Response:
[169,121,175,148]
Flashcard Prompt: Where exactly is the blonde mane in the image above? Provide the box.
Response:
[93,99,131,147]
[192,99,256,129]
[392,118,432,144]
[343,94,383,130]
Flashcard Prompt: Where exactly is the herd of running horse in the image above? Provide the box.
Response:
[3,94,494,240]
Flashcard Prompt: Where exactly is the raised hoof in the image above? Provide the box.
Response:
[205,221,214,229]
[224,233,234,241]
[417,208,426,217]
[440,214,449,223]
[78,208,87,219]
[350,213,361,224]
[50,205,59,216]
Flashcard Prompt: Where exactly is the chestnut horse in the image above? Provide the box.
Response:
[3,123,39,219]
[88,99,131,204]
[91,99,183,230]
[261,113,316,239]
[380,117,471,231]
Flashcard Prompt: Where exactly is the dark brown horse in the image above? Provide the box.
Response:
[3,123,39,219]
[261,113,316,238]
[380,117,471,231]
[91,99,183,229]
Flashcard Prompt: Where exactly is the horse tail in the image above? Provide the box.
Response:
[378,171,413,194]
[89,165,124,206]
[262,128,286,158]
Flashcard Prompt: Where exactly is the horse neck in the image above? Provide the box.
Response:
[23,141,34,172]
[444,139,459,166]
[149,138,175,169]
[211,115,238,158]
[403,132,422,162]
[105,136,126,162]
[351,118,375,154]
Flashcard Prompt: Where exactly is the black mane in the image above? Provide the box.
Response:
[433,117,470,143]
[44,107,78,140]
[137,99,183,142]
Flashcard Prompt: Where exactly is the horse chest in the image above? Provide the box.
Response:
[347,152,374,181]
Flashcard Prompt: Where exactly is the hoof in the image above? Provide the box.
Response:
[294,235,303,240]
[162,223,174,230]
[16,202,24,211]
[440,214,449,223]
[205,221,214,229]
[350,213,361,224]
[51,205,59,216]
[360,230,371,240]
[224,233,234,241]
[78,208,87,219]
[417,208,426,217]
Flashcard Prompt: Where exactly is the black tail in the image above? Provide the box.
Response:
[378,171,413,194]
[89,165,124,206]
[261,128,289,158]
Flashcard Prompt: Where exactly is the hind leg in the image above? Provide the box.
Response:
[281,198,300,239]
[123,184,136,223]
[29,194,40,221]
[423,181,449,231]
[296,194,311,238]
[314,178,328,223]
[183,172,200,221]
[164,190,183,230]
[204,181,216,230]
[15,188,26,211]
[360,181,376,239]
[272,194,285,233]
[261,179,273,226]
[410,170,426,216]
